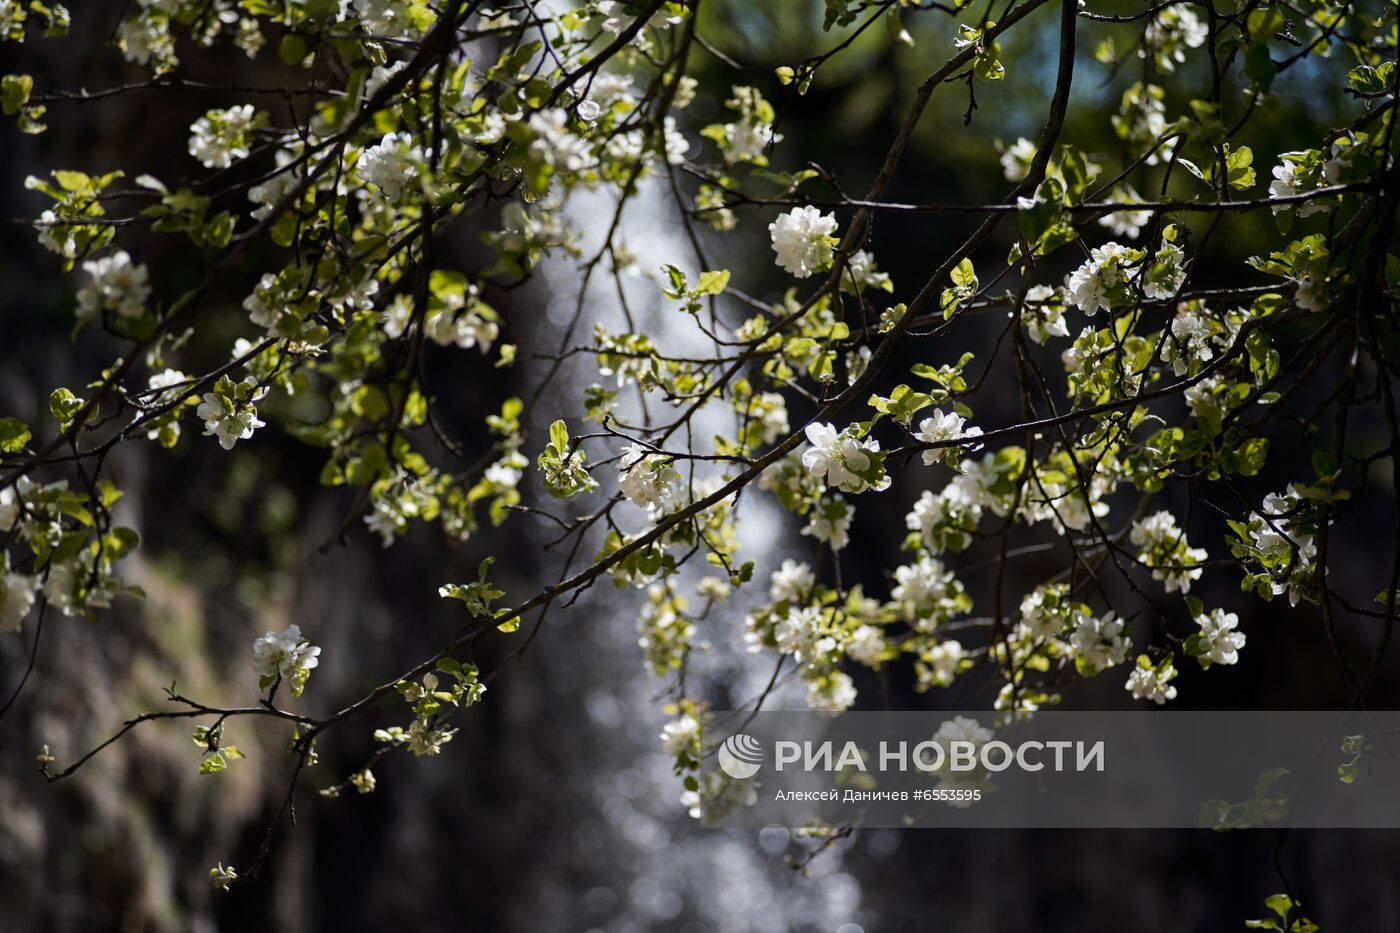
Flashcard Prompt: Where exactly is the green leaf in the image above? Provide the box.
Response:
[49,387,83,424]
[950,258,976,288]
[1226,145,1256,190]
[1347,63,1393,95]
[1,74,32,116]
[1254,768,1289,796]
[279,34,309,66]
[886,9,913,46]
[1244,42,1276,91]
[0,417,31,453]
[694,269,730,296]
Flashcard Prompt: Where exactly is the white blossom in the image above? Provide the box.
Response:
[1130,510,1207,593]
[1096,186,1151,239]
[915,409,982,464]
[77,251,151,320]
[774,605,822,660]
[846,624,886,666]
[251,624,321,693]
[769,206,837,278]
[769,558,814,603]
[187,104,256,169]
[934,715,992,748]
[1295,275,1326,312]
[800,422,886,493]
[917,639,965,688]
[617,444,681,517]
[1143,6,1208,73]
[1161,304,1215,375]
[660,714,700,756]
[365,61,405,98]
[801,496,853,551]
[0,562,39,634]
[210,863,238,892]
[806,670,856,712]
[1126,657,1178,704]
[353,0,424,37]
[724,120,780,162]
[1069,610,1129,674]
[892,554,966,631]
[1269,158,1299,200]
[0,478,31,531]
[1065,243,1130,314]
[1195,609,1245,665]
[248,151,301,220]
[1021,284,1069,344]
[529,108,591,172]
[1000,137,1037,181]
[424,306,499,352]
[358,132,421,202]
[1142,242,1188,301]
[196,393,265,450]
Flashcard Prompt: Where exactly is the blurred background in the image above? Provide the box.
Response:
[1,2,1397,930]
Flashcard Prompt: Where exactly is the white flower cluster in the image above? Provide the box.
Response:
[1065,237,1187,314]
[618,445,682,518]
[1125,655,1179,704]
[1142,6,1208,74]
[712,85,782,164]
[999,137,1037,182]
[196,385,267,451]
[891,554,970,632]
[352,0,427,38]
[742,560,866,712]
[251,624,321,696]
[0,555,40,634]
[363,470,444,547]
[1130,510,1208,594]
[801,422,887,494]
[1112,82,1174,166]
[801,495,853,551]
[188,104,257,169]
[1159,302,1223,376]
[1194,609,1245,665]
[660,713,701,757]
[385,284,501,353]
[1020,284,1069,344]
[637,583,696,675]
[904,460,996,554]
[769,206,837,279]
[358,132,422,202]
[768,558,814,603]
[915,639,965,689]
[1065,243,1134,315]
[915,409,983,465]
[248,150,303,220]
[1096,185,1151,239]
[76,251,151,320]
[529,108,591,172]
[1022,472,1111,534]
[1017,583,1076,641]
[1068,610,1130,675]
[1247,486,1318,605]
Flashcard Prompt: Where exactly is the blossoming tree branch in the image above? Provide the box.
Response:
[1,0,1397,892]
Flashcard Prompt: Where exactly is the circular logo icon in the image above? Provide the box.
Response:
[718,733,764,779]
